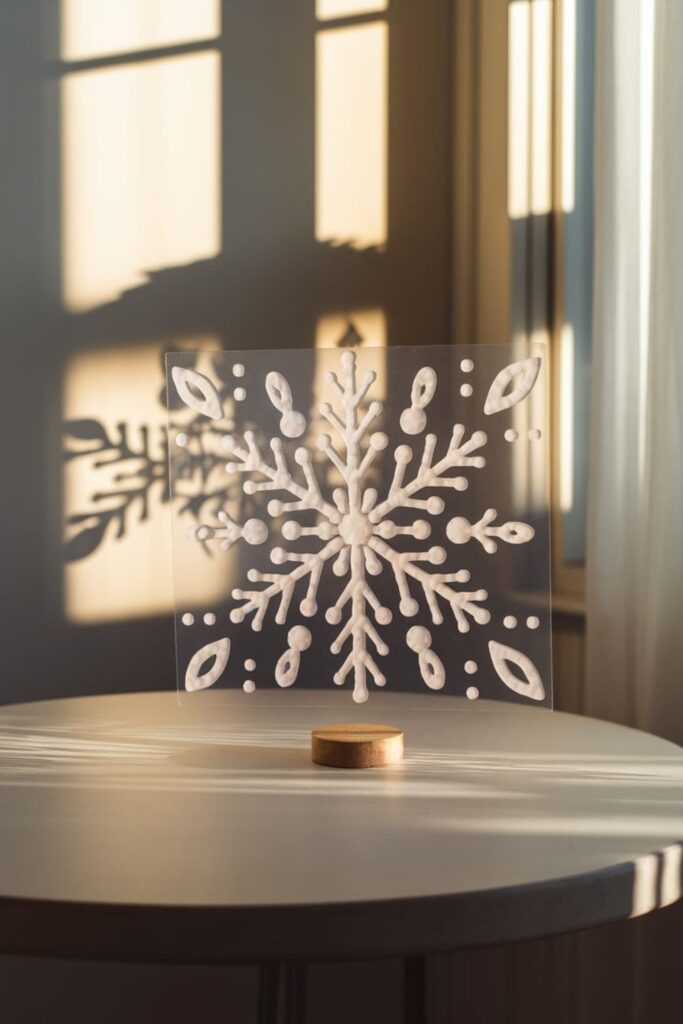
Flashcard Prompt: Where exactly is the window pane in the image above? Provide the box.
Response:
[560,0,594,564]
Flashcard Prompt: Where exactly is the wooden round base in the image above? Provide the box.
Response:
[311,724,404,769]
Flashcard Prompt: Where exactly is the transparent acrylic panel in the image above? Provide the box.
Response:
[167,344,551,708]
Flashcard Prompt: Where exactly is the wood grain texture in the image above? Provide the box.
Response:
[311,724,404,769]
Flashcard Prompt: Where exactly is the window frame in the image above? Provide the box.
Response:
[451,0,587,613]
[550,0,587,609]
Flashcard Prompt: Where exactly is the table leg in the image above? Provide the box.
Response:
[284,963,307,1024]
[404,956,427,1024]
[257,963,307,1024]
[258,963,281,1024]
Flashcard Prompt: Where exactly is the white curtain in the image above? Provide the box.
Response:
[586,0,683,743]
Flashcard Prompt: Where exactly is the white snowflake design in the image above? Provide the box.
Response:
[169,349,547,703]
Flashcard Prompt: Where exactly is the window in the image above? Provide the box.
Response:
[506,0,594,600]
[555,0,594,574]
[455,0,594,602]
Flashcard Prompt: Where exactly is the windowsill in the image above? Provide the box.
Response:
[551,591,585,618]
[509,588,586,619]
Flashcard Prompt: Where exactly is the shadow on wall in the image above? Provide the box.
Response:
[0,0,452,704]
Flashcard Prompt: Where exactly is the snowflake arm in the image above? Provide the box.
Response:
[192,509,268,550]
[369,536,490,633]
[222,431,340,521]
[230,535,344,630]
[318,351,384,480]
[368,426,487,523]
[446,508,535,553]
[326,545,389,703]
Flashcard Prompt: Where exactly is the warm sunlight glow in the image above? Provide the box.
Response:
[561,0,576,213]
[508,0,553,218]
[559,324,575,512]
[637,0,656,488]
[61,0,220,61]
[316,23,388,250]
[659,844,683,909]
[63,340,232,624]
[631,852,660,918]
[62,52,221,312]
[316,0,388,19]
[507,1,530,219]
[531,0,553,215]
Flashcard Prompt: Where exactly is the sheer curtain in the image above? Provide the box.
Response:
[586,0,683,743]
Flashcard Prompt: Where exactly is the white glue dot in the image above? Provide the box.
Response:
[466,686,480,700]
[504,429,518,442]
[232,363,245,378]
[243,680,256,693]
[242,518,268,545]
[529,428,542,441]
[233,387,246,402]
[406,625,431,653]
[527,615,540,629]
[464,660,478,674]
[460,358,474,372]
[203,612,216,626]
[460,383,473,398]
[175,433,189,448]
[503,615,517,629]
[244,658,256,671]
[181,613,194,626]
[288,625,312,651]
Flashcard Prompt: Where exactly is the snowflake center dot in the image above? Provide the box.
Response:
[338,510,372,546]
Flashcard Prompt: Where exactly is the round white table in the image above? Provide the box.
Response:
[0,691,682,971]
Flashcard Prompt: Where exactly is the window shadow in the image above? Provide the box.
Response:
[1,0,453,703]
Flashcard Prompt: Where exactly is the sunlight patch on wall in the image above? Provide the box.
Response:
[63,339,235,624]
[315,23,388,250]
[531,0,552,215]
[61,52,221,312]
[561,0,576,213]
[507,0,553,219]
[61,0,220,61]
[507,1,530,219]
[316,0,388,19]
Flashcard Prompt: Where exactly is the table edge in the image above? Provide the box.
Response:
[1,850,680,963]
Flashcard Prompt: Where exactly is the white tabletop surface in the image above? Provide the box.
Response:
[0,690,682,963]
